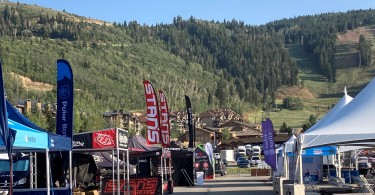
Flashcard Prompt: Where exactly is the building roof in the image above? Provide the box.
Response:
[219,120,259,129]
[103,109,130,117]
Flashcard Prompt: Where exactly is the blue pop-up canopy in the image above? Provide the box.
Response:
[6,99,71,151]
[0,119,48,150]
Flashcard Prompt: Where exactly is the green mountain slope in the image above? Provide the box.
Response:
[268,26,375,129]
[0,2,375,132]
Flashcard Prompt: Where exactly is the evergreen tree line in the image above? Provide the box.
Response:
[119,17,299,109]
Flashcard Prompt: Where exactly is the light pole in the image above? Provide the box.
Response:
[213,130,216,150]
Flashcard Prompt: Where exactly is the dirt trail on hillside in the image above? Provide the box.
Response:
[11,72,53,92]
[276,86,315,100]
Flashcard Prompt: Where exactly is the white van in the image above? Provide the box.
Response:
[237,146,246,156]
[252,146,261,156]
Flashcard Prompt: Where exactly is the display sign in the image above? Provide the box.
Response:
[93,129,116,149]
[102,176,162,195]
[194,146,213,179]
[72,132,93,149]
[118,129,128,148]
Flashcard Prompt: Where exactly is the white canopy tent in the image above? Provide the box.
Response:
[278,88,352,179]
[303,87,353,134]
[295,79,375,184]
[299,80,375,149]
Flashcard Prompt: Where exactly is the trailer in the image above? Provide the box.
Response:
[220,150,235,162]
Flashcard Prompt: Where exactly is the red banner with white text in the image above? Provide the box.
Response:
[158,90,170,147]
[143,81,161,145]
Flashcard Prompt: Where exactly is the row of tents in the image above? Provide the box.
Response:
[275,76,375,187]
[0,59,217,195]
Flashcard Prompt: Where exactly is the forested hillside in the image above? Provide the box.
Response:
[267,10,375,81]
[0,2,374,132]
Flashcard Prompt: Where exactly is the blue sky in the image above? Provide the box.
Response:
[10,0,375,26]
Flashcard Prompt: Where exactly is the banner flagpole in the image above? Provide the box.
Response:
[56,59,74,192]
[0,62,15,194]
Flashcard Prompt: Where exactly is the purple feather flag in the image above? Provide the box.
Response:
[262,118,276,170]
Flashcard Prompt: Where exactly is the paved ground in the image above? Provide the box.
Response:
[172,174,274,195]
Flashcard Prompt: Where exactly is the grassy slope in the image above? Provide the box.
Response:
[269,26,375,129]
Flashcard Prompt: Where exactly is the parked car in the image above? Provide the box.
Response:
[215,158,227,176]
[250,155,261,167]
[237,157,250,168]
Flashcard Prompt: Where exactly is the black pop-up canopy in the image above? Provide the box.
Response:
[73,128,130,194]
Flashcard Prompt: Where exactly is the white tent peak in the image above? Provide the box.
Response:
[304,92,353,134]
[344,86,347,95]
[284,135,297,153]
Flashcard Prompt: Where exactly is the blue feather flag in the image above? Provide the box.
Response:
[0,62,15,193]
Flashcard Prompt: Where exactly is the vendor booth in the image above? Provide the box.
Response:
[128,135,172,195]
[194,146,214,180]
[72,128,130,195]
[0,100,72,195]
[167,142,194,187]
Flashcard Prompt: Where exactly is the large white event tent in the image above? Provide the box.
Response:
[299,78,375,149]
[279,90,352,179]
[294,78,375,184]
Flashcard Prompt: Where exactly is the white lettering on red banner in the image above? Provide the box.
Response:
[143,81,161,144]
[159,90,170,147]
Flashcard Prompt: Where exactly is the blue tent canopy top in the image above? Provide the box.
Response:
[287,146,337,156]
[0,100,72,151]
[0,119,48,150]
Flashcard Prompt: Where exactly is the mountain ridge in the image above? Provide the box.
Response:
[0,2,374,131]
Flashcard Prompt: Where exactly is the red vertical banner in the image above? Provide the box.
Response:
[143,81,161,145]
[159,90,170,147]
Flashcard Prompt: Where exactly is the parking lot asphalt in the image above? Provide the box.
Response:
[172,175,273,195]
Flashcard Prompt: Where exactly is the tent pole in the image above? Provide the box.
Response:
[338,147,341,178]
[46,149,50,195]
[35,152,38,188]
[298,146,303,184]
[327,155,330,179]
[69,151,72,192]
[355,149,359,170]
[116,128,120,195]
[161,148,164,195]
[112,150,115,195]
[164,154,167,179]
[283,144,288,179]
[29,153,33,189]
[127,149,130,195]
[122,152,126,195]
[117,148,120,195]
